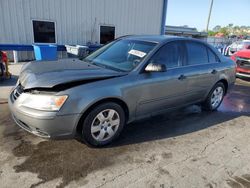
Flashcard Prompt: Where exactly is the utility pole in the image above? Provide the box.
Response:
[206,0,214,32]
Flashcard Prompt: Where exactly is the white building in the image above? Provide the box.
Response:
[0,0,167,60]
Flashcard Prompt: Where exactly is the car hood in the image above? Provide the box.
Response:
[235,50,250,59]
[19,59,126,90]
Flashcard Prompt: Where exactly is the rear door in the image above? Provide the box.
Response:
[182,41,220,103]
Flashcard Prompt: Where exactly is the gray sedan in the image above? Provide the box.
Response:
[8,35,236,146]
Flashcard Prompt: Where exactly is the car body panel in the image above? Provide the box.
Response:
[19,59,126,90]
[8,95,79,138]
[135,67,188,117]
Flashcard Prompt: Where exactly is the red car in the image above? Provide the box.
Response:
[231,49,250,78]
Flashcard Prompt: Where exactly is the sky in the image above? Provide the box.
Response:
[166,0,250,31]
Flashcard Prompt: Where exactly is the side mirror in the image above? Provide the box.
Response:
[145,63,166,72]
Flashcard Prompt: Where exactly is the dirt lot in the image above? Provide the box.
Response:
[1,65,250,188]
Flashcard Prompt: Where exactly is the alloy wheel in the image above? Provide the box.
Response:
[210,86,224,109]
[91,109,120,141]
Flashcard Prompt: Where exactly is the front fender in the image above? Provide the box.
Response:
[56,75,138,122]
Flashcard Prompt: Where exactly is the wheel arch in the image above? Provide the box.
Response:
[203,78,229,103]
[75,97,129,135]
[217,79,228,94]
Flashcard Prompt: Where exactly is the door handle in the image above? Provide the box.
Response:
[211,69,217,74]
[178,75,186,80]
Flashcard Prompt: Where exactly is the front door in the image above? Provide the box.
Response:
[136,41,190,117]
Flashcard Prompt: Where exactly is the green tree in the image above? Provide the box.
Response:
[219,27,229,36]
[213,25,221,32]
[208,30,217,36]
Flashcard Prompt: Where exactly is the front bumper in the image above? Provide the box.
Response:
[236,67,250,78]
[236,72,250,78]
[8,91,80,139]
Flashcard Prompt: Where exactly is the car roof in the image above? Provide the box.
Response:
[121,35,187,44]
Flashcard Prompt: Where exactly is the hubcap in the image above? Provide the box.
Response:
[211,86,224,109]
[91,109,120,142]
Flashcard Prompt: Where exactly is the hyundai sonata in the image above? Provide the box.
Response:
[9,35,236,146]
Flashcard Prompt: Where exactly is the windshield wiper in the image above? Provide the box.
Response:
[83,59,92,63]
[92,62,126,72]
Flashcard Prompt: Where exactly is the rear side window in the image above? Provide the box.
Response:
[150,42,182,68]
[207,48,220,63]
[186,42,208,65]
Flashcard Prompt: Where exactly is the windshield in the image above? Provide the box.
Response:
[85,39,157,72]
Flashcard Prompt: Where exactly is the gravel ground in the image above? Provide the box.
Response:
[0,64,250,188]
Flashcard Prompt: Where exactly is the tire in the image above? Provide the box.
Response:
[202,82,225,111]
[80,102,126,147]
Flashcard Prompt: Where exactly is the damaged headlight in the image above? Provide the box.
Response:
[18,93,68,111]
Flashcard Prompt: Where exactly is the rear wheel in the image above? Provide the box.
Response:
[80,102,125,147]
[202,82,225,111]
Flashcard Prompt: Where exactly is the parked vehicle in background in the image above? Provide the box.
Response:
[9,36,236,146]
[229,40,250,54]
[231,49,250,78]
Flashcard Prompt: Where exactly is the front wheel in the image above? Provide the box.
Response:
[80,102,125,147]
[202,82,225,111]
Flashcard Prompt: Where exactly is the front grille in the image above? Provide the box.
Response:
[12,84,24,101]
[236,57,250,70]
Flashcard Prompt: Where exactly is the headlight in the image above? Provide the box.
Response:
[18,93,68,111]
[15,79,19,87]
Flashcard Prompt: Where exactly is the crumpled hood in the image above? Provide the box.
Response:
[19,59,126,89]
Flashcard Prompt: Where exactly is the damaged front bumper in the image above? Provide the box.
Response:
[8,89,80,139]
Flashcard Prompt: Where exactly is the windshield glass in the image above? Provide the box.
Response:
[85,39,157,72]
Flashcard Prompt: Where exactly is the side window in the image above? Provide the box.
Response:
[150,42,181,68]
[186,42,208,65]
[207,48,220,63]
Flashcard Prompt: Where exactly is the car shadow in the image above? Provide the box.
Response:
[110,107,247,147]
[110,83,250,148]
